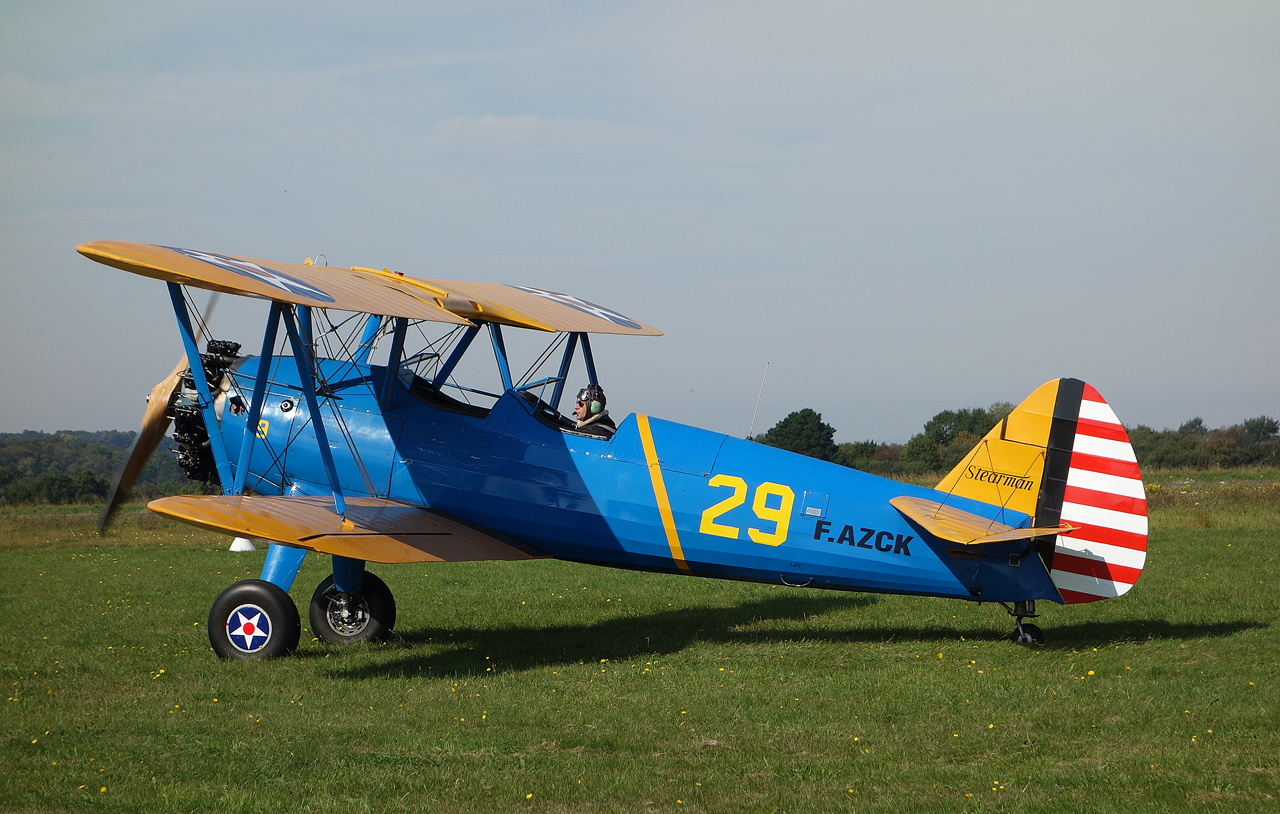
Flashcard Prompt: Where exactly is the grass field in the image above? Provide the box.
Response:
[2,485,1277,813]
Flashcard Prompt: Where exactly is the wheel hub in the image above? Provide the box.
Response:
[323,591,370,637]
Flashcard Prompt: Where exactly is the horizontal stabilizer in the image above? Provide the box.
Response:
[889,496,1073,546]
[149,495,547,564]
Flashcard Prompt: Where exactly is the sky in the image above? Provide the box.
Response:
[2,1,1277,444]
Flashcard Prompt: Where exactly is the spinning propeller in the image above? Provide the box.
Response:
[98,296,217,533]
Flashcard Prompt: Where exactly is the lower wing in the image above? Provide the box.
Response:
[149,495,547,564]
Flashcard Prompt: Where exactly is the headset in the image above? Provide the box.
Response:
[577,385,606,415]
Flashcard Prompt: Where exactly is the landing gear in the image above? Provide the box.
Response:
[208,579,301,660]
[308,573,396,645]
[1014,622,1045,645]
[1003,600,1045,645]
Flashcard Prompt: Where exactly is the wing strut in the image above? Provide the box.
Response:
[228,301,313,591]
[379,317,409,408]
[549,332,579,411]
[231,301,282,494]
[580,332,599,385]
[489,322,513,391]
[432,324,482,388]
[167,282,236,491]
[297,305,314,350]
[353,314,382,365]
[281,306,347,517]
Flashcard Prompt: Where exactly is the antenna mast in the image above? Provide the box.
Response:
[747,361,770,438]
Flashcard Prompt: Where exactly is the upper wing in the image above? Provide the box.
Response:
[79,241,660,335]
[419,279,662,335]
[890,496,1074,545]
[78,241,471,325]
[149,494,547,564]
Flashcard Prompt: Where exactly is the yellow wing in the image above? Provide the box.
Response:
[79,241,661,335]
[418,279,662,335]
[149,495,547,564]
[78,241,471,325]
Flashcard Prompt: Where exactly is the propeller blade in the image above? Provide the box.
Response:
[98,294,221,534]
[97,365,184,533]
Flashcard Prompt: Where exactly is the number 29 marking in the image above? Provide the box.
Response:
[699,475,795,547]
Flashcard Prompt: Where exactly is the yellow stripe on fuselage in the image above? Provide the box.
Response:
[636,414,692,575]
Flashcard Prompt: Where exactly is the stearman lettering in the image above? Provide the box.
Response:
[964,465,1035,492]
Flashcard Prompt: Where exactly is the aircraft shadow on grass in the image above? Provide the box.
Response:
[323,593,1267,680]
[1031,618,1267,650]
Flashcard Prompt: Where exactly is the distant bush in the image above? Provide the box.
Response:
[1131,416,1279,469]
[0,470,111,505]
[752,409,839,462]
[897,404,1008,474]
[0,430,194,506]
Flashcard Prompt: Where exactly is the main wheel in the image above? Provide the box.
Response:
[308,573,396,645]
[208,579,301,660]
[1013,622,1045,645]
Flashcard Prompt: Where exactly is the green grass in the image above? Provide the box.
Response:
[1147,482,1280,530]
[3,495,1277,813]
[1143,466,1280,484]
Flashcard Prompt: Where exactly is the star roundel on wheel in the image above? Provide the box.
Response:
[226,603,272,653]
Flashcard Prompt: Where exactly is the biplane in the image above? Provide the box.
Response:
[82,241,1148,659]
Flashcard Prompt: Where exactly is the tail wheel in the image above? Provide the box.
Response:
[1013,623,1045,646]
[208,579,301,660]
[308,573,396,645]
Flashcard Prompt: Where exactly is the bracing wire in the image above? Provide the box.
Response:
[304,308,378,497]
[178,289,307,495]
[934,438,1047,531]
[516,332,569,389]
[315,310,383,403]
[227,305,310,495]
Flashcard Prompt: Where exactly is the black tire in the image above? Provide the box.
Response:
[1014,622,1045,645]
[308,572,396,645]
[208,579,301,660]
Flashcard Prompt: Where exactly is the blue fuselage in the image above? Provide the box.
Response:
[222,357,1061,604]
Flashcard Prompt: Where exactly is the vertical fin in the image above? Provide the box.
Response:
[934,380,1063,524]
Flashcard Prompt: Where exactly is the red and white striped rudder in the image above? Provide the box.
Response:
[1050,384,1148,603]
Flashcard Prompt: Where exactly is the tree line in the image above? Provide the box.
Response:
[0,430,198,506]
[752,407,1279,475]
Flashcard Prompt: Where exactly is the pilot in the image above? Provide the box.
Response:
[573,384,616,439]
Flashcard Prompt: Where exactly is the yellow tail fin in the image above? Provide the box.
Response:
[934,379,1083,525]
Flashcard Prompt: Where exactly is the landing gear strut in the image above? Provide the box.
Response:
[1003,600,1045,645]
